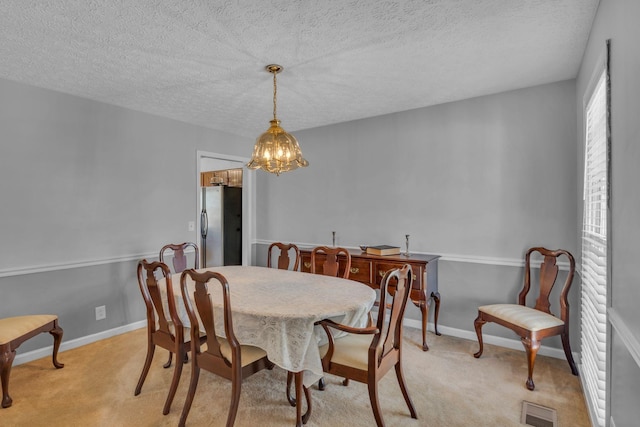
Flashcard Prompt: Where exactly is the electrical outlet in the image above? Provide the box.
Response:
[188,221,195,231]
[95,305,106,320]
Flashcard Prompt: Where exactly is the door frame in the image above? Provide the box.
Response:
[196,150,254,266]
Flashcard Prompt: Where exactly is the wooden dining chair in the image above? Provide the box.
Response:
[473,247,579,390]
[0,315,64,408]
[316,264,418,427]
[160,242,199,274]
[310,246,351,279]
[267,242,300,271]
[286,245,352,395]
[179,269,274,427]
[134,259,203,415]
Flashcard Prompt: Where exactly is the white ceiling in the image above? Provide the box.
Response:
[0,1,599,138]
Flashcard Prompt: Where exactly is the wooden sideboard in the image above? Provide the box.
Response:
[299,248,441,351]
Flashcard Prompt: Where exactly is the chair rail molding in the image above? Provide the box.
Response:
[0,251,160,278]
[253,240,573,270]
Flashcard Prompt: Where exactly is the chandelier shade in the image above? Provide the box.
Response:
[247,65,308,176]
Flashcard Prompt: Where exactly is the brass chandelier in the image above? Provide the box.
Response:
[247,64,308,176]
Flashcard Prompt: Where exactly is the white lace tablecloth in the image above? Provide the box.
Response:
[164,265,376,387]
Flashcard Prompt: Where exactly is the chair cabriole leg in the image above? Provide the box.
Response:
[473,313,486,358]
[50,323,64,369]
[522,336,540,391]
[1,348,16,408]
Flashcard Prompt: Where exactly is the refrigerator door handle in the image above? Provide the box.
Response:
[200,210,208,238]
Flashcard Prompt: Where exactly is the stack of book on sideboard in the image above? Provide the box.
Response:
[366,245,401,256]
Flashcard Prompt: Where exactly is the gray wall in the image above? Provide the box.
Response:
[255,80,579,350]
[0,77,251,351]
[576,0,640,426]
[256,80,577,259]
[1,51,582,366]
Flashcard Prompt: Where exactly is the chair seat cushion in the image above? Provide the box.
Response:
[218,338,267,367]
[319,333,373,371]
[479,304,564,331]
[0,315,58,345]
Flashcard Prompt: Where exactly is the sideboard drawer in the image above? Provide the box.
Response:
[348,258,373,284]
[375,262,422,291]
[301,253,312,272]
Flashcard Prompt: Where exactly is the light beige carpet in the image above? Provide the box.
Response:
[0,327,589,426]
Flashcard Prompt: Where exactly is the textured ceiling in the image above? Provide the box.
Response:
[0,1,599,138]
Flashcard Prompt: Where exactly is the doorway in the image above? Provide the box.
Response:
[196,151,254,266]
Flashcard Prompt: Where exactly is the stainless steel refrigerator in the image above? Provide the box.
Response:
[200,185,242,267]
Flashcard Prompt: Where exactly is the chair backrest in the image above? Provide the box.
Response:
[137,259,183,340]
[160,242,199,274]
[373,264,413,365]
[180,269,239,364]
[519,247,575,322]
[310,246,351,279]
[267,242,300,271]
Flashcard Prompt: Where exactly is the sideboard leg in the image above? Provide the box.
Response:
[420,301,429,351]
[431,291,442,336]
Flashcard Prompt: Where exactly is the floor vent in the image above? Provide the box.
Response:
[521,401,557,427]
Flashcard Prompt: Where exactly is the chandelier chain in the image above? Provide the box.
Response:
[272,71,277,120]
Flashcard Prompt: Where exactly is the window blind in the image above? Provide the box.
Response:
[581,64,608,427]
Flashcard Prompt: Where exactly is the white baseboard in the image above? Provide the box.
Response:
[15,318,574,367]
[402,317,577,361]
[14,320,147,367]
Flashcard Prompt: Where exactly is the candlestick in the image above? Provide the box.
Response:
[405,234,410,256]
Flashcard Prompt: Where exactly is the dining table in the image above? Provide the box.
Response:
[163,265,377,426]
